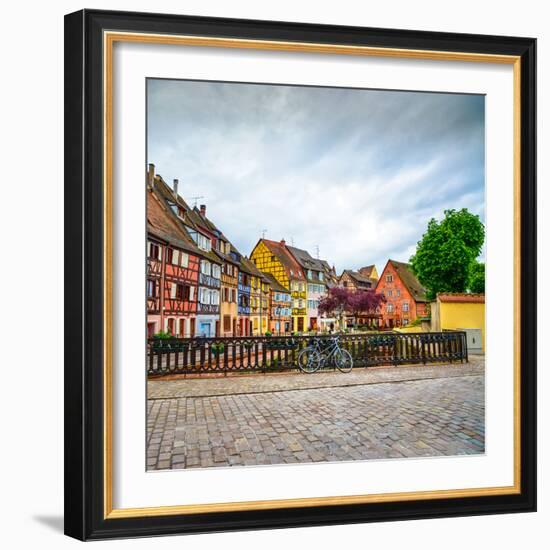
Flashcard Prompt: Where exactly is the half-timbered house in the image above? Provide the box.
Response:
[146,183,200,338]
[249,238,307,333]
[287,245,332,331]
[149,167,222,337]
[375,259,429,328]
[262,272,292,334]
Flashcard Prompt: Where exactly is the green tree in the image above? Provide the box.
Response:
[410,208,485,300]
[468,261,485,293]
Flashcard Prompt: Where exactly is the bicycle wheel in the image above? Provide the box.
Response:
[335,349,353,373]
[297,347,322,373]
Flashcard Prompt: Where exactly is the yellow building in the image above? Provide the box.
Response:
[431,293,485,352]
[250,238,307,333]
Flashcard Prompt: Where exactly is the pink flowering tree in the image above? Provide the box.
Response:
[347,291,386,327]
[318,287,385,331]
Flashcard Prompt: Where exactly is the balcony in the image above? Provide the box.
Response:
[197,303,219,314]
[199,273,221,288]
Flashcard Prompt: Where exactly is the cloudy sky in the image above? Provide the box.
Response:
[147,79,485,273]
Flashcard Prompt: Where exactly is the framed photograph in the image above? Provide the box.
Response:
[64,9,536,540]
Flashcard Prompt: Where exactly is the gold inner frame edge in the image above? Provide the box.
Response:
[103,31,522,519]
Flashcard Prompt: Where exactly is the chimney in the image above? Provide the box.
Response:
[280,239,286,246]
[147,163,155,188]
[173,179,179,198]
[199,204,206,217]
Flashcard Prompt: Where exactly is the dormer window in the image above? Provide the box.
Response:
[189,230,211,252]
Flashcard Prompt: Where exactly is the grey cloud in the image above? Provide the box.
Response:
[147,79,485,273]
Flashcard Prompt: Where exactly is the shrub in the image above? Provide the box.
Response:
[153,330,173,340]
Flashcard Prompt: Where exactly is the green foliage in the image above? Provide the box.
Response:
[153,330,173,340]
[410,208,485,300]
[468,261,485,293]
[211,342,225,355]
[265,331,272,337]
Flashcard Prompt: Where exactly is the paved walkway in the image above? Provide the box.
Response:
[147,360,485,470]
[147,357,484,399]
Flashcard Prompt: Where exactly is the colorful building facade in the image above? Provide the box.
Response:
[431,293,485,352]
[237,262,252,336]
[286,246,333,331]
[250,239,307,333]
[146,184,201,338]
[262,273,292,334]
[375,260,429,328]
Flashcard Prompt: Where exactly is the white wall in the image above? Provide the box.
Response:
[0,1,546,548]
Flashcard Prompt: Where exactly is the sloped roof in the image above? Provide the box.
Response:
[286,246,325,271]
[341,269,374,287]
[239,256,264,278]
[358,265,377,279]
[146,190,200,254]
[388,260,428,302]
[259,239,305,280]
[152,175,221,264]
[438,293,485,303]
[261,272,290,294]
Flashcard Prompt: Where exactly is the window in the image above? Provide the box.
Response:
[402,302,409,312]
[146,279,158,297]
[396,289,400,297]
[199,288,207,304]
[212,264,221,279]
[387,290,393,297]
[386,303,394,313]
[386,274,393,283]
[148,242,161,260]
[223,315,231,332]
[190,231,211,251]
[201,261,211,275]
[319,272,324,281]
[165,248,173,264]
[403,319,409,326]
[179,251,189,267]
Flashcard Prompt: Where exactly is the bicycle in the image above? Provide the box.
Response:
[297,335,353,373]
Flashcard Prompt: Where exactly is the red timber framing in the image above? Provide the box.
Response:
[146,185,201,337]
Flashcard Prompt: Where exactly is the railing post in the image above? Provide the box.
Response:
[421,336,426,365]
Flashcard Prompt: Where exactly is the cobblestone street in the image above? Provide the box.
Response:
[147,360,485,470]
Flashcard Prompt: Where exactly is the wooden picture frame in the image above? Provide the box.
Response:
[64,9,536,540]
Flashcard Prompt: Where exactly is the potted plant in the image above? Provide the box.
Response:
[211,342,225,357]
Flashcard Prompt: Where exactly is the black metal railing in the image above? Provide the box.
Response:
[147,331,468,376]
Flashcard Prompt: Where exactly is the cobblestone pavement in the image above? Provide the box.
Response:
[147,362,485,470]
[147,357,484,399]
